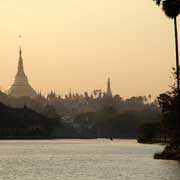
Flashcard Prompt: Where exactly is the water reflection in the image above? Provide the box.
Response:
[0,140,179,180]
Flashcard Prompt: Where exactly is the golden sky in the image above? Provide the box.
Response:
[0,0,179,98]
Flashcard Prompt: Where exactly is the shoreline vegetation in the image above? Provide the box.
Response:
[137,139,170,144]
[154,145,180,161]
[138,136,180,161]
[151,0,180,162]
[0,92,160,140]
[138,138,180,161]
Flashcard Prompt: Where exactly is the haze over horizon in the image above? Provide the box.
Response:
[0,0,179,98]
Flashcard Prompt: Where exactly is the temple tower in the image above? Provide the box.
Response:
[106,77,112,97]
[7,48,37,98]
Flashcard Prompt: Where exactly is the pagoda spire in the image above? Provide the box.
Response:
[106,77,112,97]
[17,47,25,76]
[7,47,37,98]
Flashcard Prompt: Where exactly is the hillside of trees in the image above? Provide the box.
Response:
[0,89,161,139]
[0,102,60,139]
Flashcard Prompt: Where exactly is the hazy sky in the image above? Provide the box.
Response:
[0,0,179,98]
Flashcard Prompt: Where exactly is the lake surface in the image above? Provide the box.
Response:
[0,139,179,180]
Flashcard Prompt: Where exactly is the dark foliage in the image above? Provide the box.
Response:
[71,105,160,139]
[138,123,161,143]
[0,103,60,139]
[153,0,180,18]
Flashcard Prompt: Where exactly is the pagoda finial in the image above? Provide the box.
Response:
[18,34,23,56]
[17,46,25,76]
[19,46,22,56]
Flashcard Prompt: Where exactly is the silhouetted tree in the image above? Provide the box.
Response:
[153,0,180,138]
[157,93,176,140]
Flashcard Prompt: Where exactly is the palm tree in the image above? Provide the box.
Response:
[153,0,180,131]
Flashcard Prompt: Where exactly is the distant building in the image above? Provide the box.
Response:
[7,48,37,98]
[106,77,112,97]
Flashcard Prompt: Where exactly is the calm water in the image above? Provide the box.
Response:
[0,139,179,180]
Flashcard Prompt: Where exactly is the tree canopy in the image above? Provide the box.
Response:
[153,0,180,18]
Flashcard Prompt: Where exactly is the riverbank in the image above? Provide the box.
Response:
[137,139,180,161]
[154,145,180,161]
[137,138,169,144]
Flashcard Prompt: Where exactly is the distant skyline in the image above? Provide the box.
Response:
[0,0,179,98]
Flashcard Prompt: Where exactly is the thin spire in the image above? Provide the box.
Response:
[107,77,112,97]
[17,47,25,76]
[69,88,72,99]
[19,46,22,57]
[18,34,22,56]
